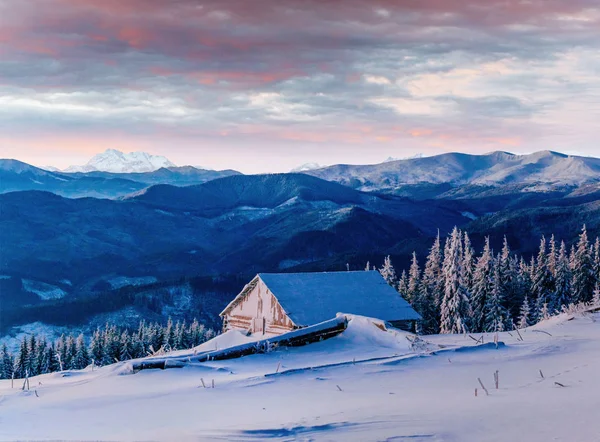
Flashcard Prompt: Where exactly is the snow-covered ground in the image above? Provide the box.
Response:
[22,279,67,300]
[1,313,599,441]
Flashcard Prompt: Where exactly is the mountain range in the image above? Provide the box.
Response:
[307,151,600,192]
[1,150,599,339]
[0,159,240,198]
[63,149,176,173]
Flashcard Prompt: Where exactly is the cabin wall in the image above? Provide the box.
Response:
[223,279,296,335]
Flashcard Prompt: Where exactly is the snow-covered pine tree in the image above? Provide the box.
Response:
[461,231,475,296]
[440,227,470,334]
[470,237,494,333]
[66,335,78,370]
[593,237,600,283]
[498,236,520,317]
[407,252,420,304]
[532,236,554,314]
[415,234,443,334]
[397,270,409,298]
[547,234,558,277]
[593,282,600,306]
[570,225,595,303]
[364,261,370,271]
[484,255,509,332]
[89,329,104,365]
[0,344,14,380]
[34,337,48,375]
[45,343,59,373]
[379,255,398,288]
[539,302,550,321]
[74,334,90,369]
[518,296,531,329]
[553,241,572,310]
[119,331,132,362]
[14,338,28,379]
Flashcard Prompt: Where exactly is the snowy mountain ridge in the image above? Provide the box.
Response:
[307,150,600,191]
[64,149,176,173]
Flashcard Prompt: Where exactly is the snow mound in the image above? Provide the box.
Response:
[22,279,66,300]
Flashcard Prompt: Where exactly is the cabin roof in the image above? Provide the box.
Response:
[221,271,420,325]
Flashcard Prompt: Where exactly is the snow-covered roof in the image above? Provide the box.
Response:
[249,271,420,325]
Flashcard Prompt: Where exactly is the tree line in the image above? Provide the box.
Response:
[375,225,600,334]
[0,319,216,380]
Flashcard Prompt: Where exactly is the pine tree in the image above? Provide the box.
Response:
[518,296,531,329]
[484,256,509,332]
[539,302,550,321]
[440,227,470,334]
[593,237,600,284]
[532,236,554,313]
[571,225,594,303]
[471,237,494,333]
[379,255,398,287]
[74,334,90,369]
[397,270,409,298]
[119,331,132,362]
[364,261,370,271]
[15,338,29,379]
[461,232,475,297]
[547,234,558,277]
[593,282,600,306]
[89,329,104,366]
[417,233,443,334]
[554,241,572,310]
[0,344,14,380]
[406,252,420,304]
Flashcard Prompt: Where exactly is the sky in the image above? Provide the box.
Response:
[0,0,599,173]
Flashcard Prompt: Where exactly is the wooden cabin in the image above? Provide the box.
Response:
[220,271,421,335]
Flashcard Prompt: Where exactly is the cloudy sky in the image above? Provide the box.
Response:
[1,0,599,172]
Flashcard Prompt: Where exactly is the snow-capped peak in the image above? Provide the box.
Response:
[290,162,323,173]
[64,149,176,173]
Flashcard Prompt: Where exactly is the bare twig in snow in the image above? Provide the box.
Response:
[554,382,566,387]
[478,378,489,396]
[539,369,545,379]
[532,330,553,337]
[515,328,524,341]
[276,362,281,373]
[200,378,206,388]
[336,385,343,391]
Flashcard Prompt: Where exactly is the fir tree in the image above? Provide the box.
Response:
[0,344,14,380]
[571,225,595,303]
[397,270,409,298]
[484,257,509,332]
[379,255,398,287]
[461,232,475,297]
[74,334,90,369]
[532,236,554,312]
[406,252,420,304]
[553,241,572,310]
[593,283,600,306]
[440,227,470,334]
[518,296,531,329]
[471,237,494,333]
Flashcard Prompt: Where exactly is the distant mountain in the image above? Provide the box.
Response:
[0,159,147,198]
[64,149,176,173]
[307,151,600,191]
[70,166,241,187]
[0,160,241,199]
[290,162,322,172]
[0,173,468,286]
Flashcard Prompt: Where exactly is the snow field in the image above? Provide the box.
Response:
[0,313,599,441]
